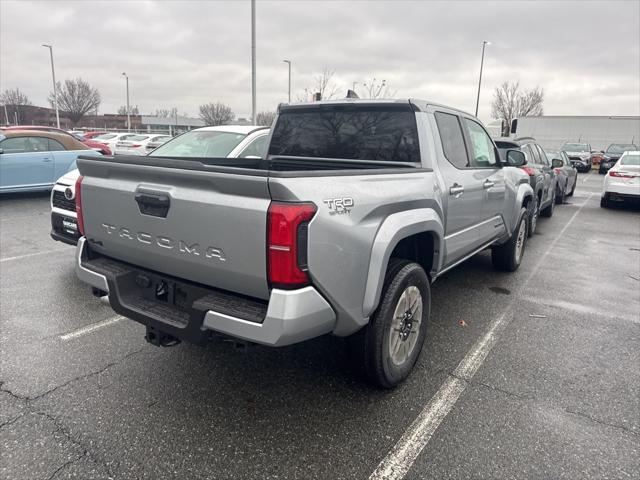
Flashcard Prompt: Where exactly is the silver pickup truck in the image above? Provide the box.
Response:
[74,99,533,387]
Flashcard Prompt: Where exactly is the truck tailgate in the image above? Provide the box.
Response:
[77,157,271,300]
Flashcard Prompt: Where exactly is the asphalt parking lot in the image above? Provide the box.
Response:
[1,171,639,480]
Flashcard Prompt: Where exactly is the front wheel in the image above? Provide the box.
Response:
[568,178,576,197]
[348,259,430,388]
[492,207,528,272]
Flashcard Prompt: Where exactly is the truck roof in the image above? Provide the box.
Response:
[279,98,474,118]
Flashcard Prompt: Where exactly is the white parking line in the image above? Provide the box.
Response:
[369,194,593,480]
[59,315,124,341]
[0,248,69,263]
[582,170,593,182]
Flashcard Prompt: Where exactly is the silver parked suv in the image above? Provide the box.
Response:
[73,99,533,387]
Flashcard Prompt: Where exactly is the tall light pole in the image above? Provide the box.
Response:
[42,44,60,128]
[283,60,291,103]
[474,40,490,117]
[251,0,256,124]
[122,72,130,131]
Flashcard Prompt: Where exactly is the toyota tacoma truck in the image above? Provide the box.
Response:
[74,99,533,387]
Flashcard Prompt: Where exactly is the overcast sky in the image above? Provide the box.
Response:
[1,0,638,122]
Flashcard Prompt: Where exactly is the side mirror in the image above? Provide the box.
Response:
[551,159,563,168]
[506,149,526,167]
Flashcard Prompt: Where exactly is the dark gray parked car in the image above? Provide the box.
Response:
[599,143,638,174]
[546,150,577,203]
[496,137,557,236]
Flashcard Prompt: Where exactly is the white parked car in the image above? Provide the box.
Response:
[92,132,138,154]
[601,151,640,208]
[147,125,270,159]
[50,125,270,245]
[114,134,153,155]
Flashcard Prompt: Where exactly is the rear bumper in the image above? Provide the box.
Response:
[75,238,336,346]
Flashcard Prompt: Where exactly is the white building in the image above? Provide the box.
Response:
[510,116,640,150]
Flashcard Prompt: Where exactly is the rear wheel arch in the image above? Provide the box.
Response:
[362,210,443,319]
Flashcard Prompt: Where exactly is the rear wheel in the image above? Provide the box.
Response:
[348,259,430,388]
[492,207,528,272]
[541,190,555,217]
[600,196,609,208]
[555,183,565,204]
[528,199,539,237]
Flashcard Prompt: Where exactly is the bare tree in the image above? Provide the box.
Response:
[117,105,139,115]
[48,78,101,126]
[314,67,340,100]
[491,81,544,135]
[256,110,277,126]
[199,102,234,126]
[362,78,395,99]
[154,107,178,118]
[0,87,32,106]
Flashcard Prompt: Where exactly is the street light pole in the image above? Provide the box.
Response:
[283,60,291,103]
[122,72,130,131]
[474,40,490,117]
[251,0,256,124]
[42,44,60,128]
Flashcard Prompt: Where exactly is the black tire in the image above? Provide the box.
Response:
[567,178,576,197]
[600,197,609,208]
[492,207,528,272]
[540,190,555,217]
[555,184,565,204]
[347,258,430,388]
[528,198,539,237]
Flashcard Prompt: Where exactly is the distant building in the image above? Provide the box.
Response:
[140,115,204,134]
[510,116,640,150]
[1,104,204,134]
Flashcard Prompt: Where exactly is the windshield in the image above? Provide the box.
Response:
[149,130,246,158]
[545,150,560,160]
[562,143,590,152]
[268,105,420,162]
[94,133,117,140]
[606,144,637,154]
[620,154,640,166]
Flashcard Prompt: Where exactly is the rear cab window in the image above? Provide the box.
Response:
[268,104,421,163]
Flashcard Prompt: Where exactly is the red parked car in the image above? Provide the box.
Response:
[0,125,112,155]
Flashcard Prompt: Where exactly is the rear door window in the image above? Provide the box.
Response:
[238,134,268,158]
[434,111,469,168]
[268,105,420,162]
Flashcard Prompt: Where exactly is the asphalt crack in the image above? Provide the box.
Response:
[465,377,639,438]
[0,348,145,478]
[564,408,640,438]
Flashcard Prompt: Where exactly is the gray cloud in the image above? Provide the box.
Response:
[1,0,638,122]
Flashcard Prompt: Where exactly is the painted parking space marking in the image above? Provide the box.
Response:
[0,248,69,263]
[59,315,124,341]
[369,194,593,480]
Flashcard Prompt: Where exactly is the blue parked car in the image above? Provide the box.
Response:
[0,130,100,193]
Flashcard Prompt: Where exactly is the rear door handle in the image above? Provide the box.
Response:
[449,184,464,196]
[483,179,495,189]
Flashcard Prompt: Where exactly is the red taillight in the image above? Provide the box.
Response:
[131,144,142,148]
[521,166,536,176]
[267,202,317,288]
[609,171,633,178]
[75,175,85,236]
[554,168,562,175]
